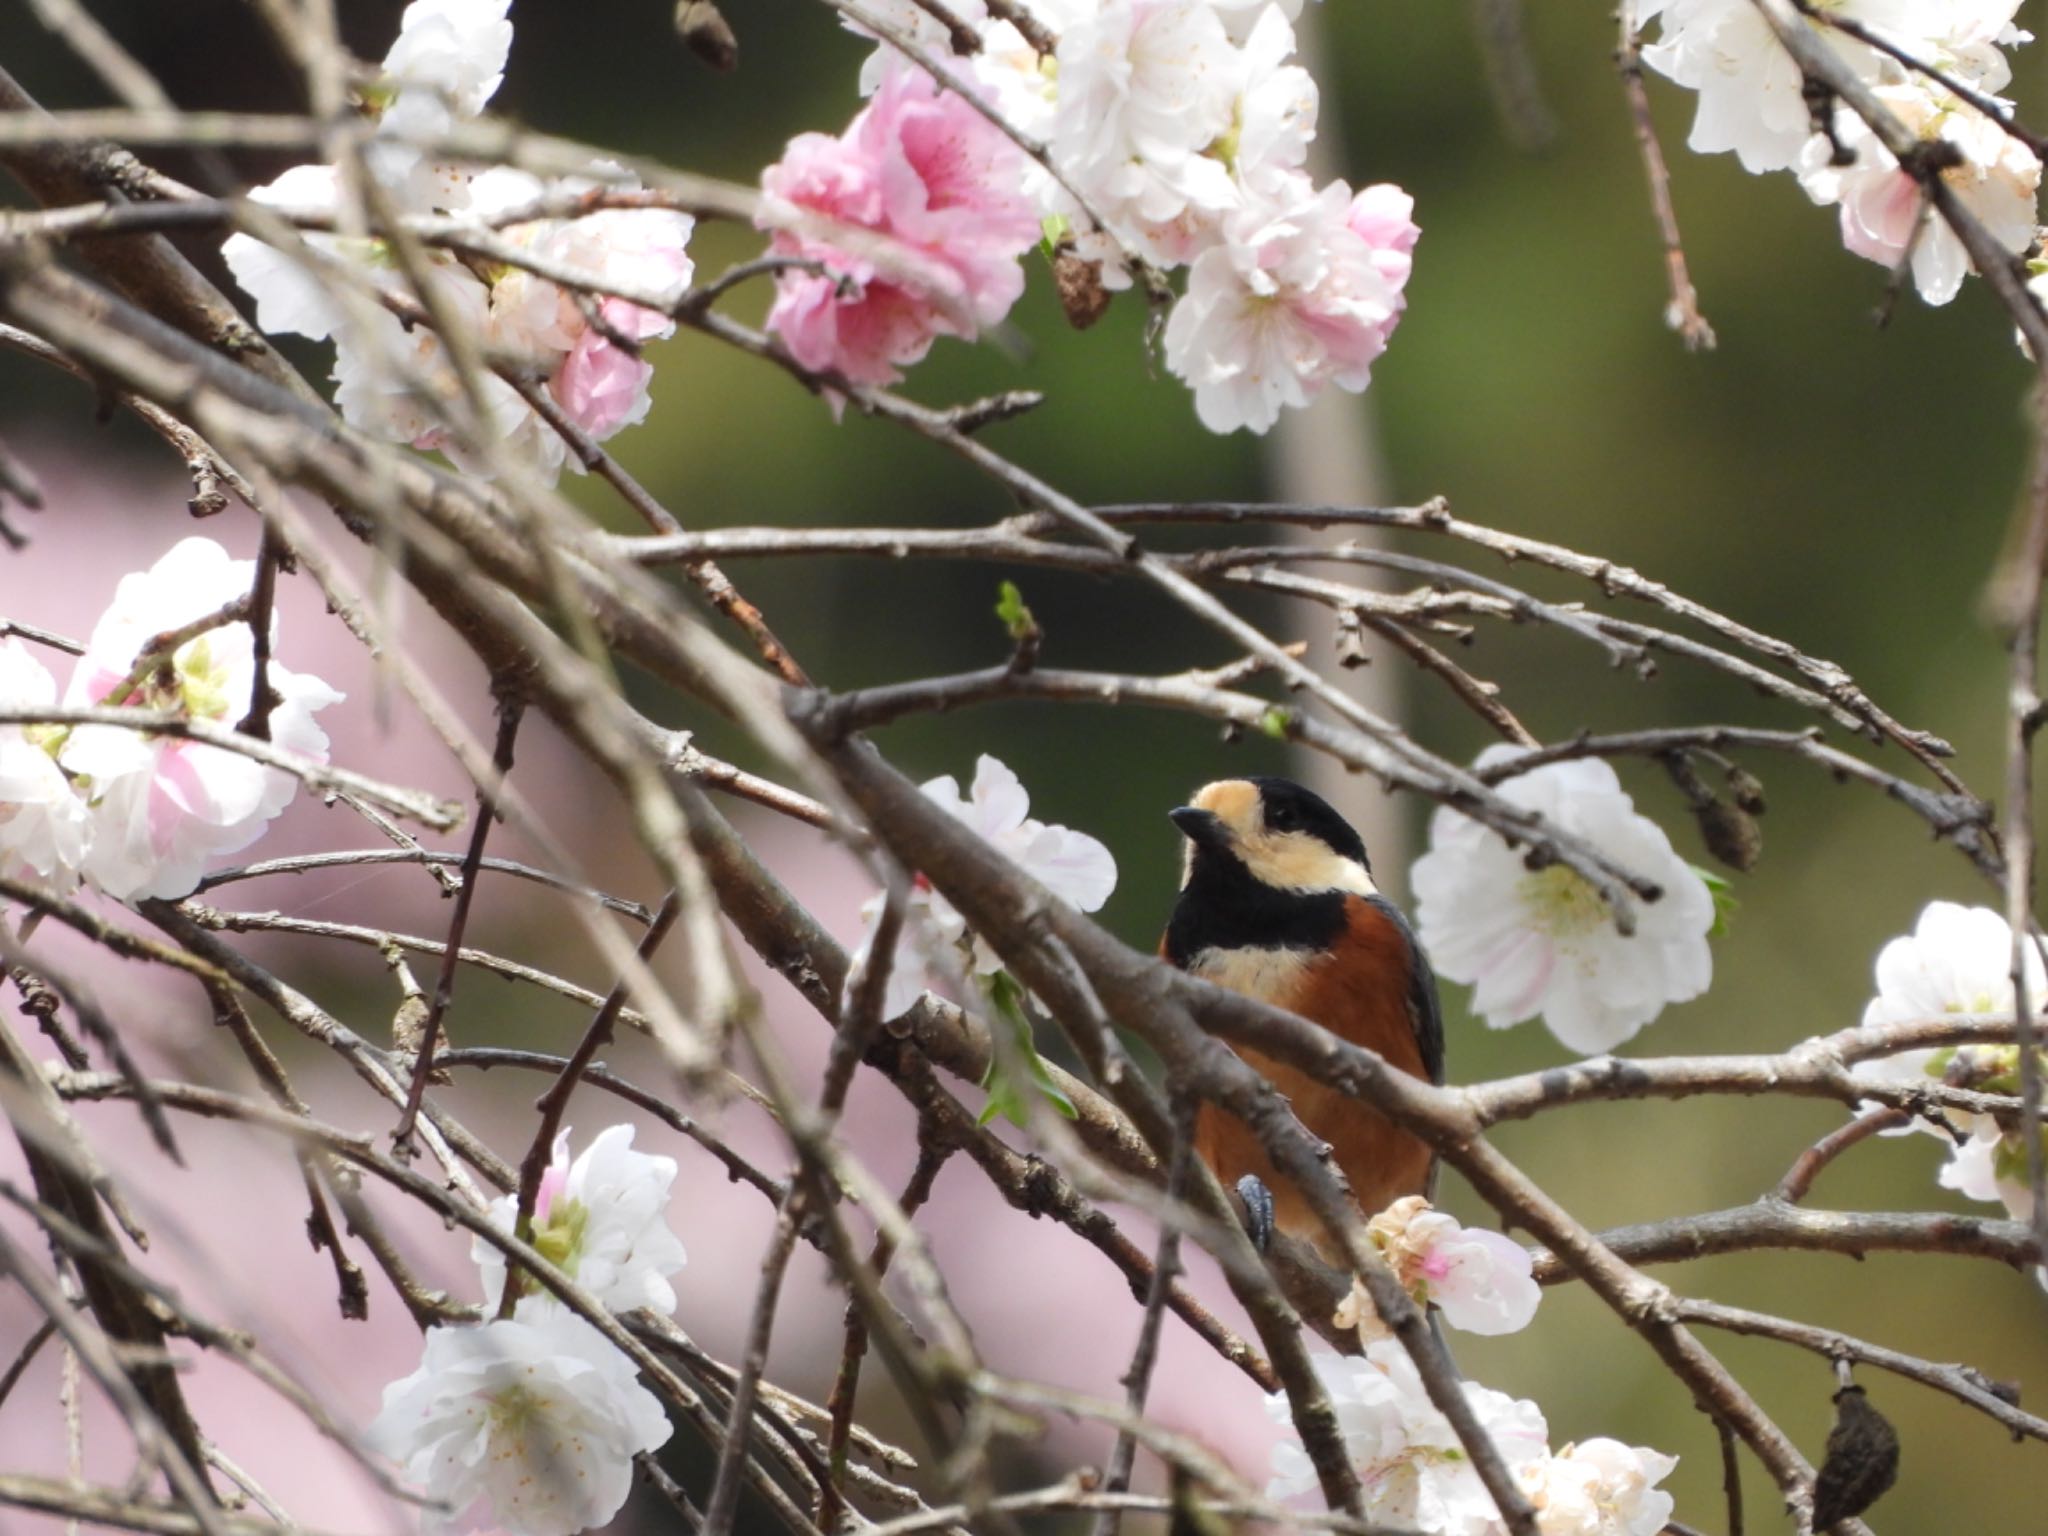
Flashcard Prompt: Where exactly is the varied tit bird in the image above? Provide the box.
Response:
[1164,776,1443,1255]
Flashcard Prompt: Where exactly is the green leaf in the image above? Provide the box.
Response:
[1691,864,1739,938]
[994,580,1036,641]
[1257,705,1293,741]
[975,970,1078,1127]
[1039,213,1072,257]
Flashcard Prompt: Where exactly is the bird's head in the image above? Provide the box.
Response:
[1169,777,1376,897]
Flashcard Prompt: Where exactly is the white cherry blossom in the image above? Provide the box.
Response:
[1849,900,2045,1244]
[374,0,515,195]
[1850,900,2039,1127]
[1162,173,1410,433]
[845,882,965,1021]
[474,1125,689,1314]
[381,0,513,119]
[1052,0,1243,243]
[1639,0,1838,173]
[219,166,356,341]
[58,538,340,903]
[1939,1120,2035,1219]
[1410,748,1715,1054]
[0,638,88,896]
[368,1303,671,1536]
[1524,1437,1679,1536]
[1229,3,1319,196]
[1639,0,2031,177]
[1211,0,1305,43]
[1268,1342,1550,1533]
[843,754,1116,1018]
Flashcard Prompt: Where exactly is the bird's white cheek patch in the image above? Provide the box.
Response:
[1188,945,1316,1005]
[1240,832,1378,897]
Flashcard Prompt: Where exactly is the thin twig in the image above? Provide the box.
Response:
[503,891,683,1317]
[392,695,522,1156]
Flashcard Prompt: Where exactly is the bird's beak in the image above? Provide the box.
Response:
[1169,806,1227,848]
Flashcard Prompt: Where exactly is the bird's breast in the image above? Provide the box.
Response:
[1183,944,1320,1011]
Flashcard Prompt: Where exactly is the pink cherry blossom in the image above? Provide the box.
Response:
[1348,182,1422,296]
[1339,1197,1541,1341]
[1799,84,2039,306]
[760,62,1039,388]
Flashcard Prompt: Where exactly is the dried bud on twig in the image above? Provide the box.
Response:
[1662,750,1764,871]
[1697,797,1763,872]
[675,0,738,71]
[1724,763,1768,814]
[1810,1383,1900,1532]
[1053,237,1112,330]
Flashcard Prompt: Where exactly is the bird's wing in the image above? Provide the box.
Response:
[1366,895,1446,1087]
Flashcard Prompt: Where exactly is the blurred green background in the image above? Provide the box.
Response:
[7,0,2048,1529]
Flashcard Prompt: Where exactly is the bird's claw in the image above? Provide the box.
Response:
[1236,1174,1275,1254]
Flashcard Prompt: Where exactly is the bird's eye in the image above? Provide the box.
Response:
[1267,803,1299,832]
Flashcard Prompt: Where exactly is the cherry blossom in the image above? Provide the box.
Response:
[219,165,359,342]
[1848,900,2046,1243]
[1228,4,1320,197]
[371,0,515,198]
[222,1,694,481]
[1268,1342,1551,1533]
[1523,1437,1680,1536]
[1637,0,2028,175]
[474,1125,689,1314]
[368,1303,671,1536]
[1798,85,2040,305]
[1162,173,1414,434]
[1639,0,1866,173]
[760,61,1040,389]
[1337,1196,1540,1340]
[843,884,946,1021]
[843,754,1116,1018]
[1938,1119,2037,1220]
[1638,0,2036,312]
[57,538,340,904]
[1850,900,2038,1122]
[1051,0,1243,246]
[0,638,88,896]
[1271,1346,1681,1535]
[1410,748,1715,1055]
[381,0,513,120]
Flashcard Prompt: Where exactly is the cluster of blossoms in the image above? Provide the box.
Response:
[1411,749,1717,1056]
[0,538,339,905]
[1638,0,2040,307]
[1335,1196,1542,1342]
[845,753,1117,1019]
[1850,900,2046,1231]
[1269,1342,1677,1535]
[223,0,695,484]
[1297,1200,1665,1533]
[760,0,1419,433]
[369,1126,687,1536]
